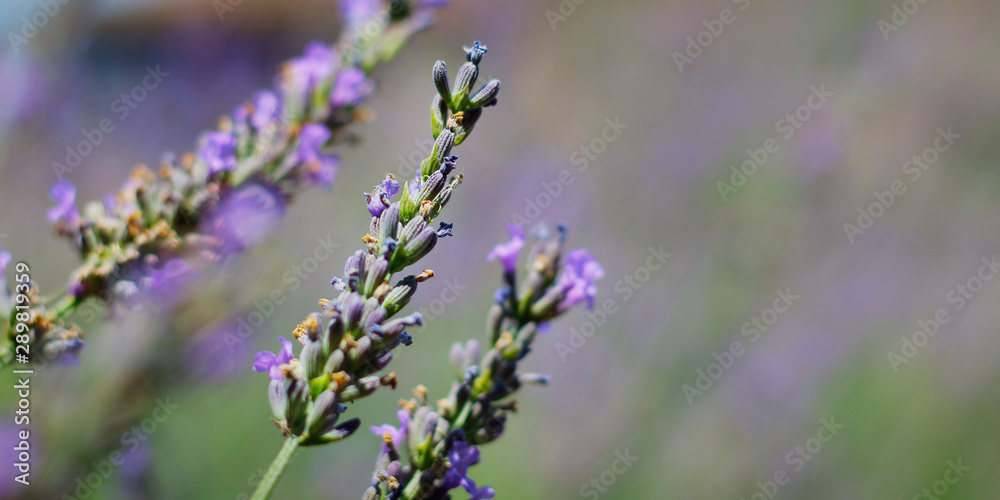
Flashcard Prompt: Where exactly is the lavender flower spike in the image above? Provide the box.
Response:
[253,337,295,380]
[486,223,525,272]
[46,180,80,225]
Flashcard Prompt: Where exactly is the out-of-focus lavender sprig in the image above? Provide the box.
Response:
[364,224,603,500]
[0,0,446,369]
[247,41,499,500]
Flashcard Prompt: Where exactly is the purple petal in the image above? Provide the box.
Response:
[331,68,368,107]
[486,223,525,273]
[251,90,280,130]
[253,351,277,373]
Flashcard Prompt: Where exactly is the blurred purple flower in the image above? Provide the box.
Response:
[366,175,399,217]
[556,249,604,311]
[118,442,151,498]
[331,68,369,107]
[144,258,198,299]
[486,223,525,273]
[442,441,495,499]
[200,132,238,174]
[369,409,410,453]
[297,124,339,188]
[0,251,10,274]
[203,183,286,255]
[253,336,294,380]
[341,0,380,27]
[47,180,80,225]
[187,318,256,382]
[421,0,451,7]
[251,90,281,130]
[287,43,337,95]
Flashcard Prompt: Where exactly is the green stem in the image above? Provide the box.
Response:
[250,437,300,500]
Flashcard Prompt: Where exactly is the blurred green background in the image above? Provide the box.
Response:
[2,0,1000,498]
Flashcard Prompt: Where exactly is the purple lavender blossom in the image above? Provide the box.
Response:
[47,180,80,225]
[253,336,295,380]
[340,0,380,27]
[442,441,495,499]
[187,317,256,382]
[0,251,10,274]
[369,409,410,453]
[297,124,339,188]
[556,249,604,311]
[118,442,152,497]
[366,175,399,217]
[251,90,281,130]
[286,43,337,95]
[331,68,369,107]
[144,258,199,299]
[203,183,287,255]
[486,223,525,273]
[200,131,238,174]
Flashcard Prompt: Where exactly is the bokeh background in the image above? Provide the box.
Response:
[2,0,1000,498]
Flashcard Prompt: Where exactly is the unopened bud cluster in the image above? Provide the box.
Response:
[253,41,500,449]
[366,225,604,499]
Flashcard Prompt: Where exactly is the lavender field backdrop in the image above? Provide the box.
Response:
[2,0,1000,498]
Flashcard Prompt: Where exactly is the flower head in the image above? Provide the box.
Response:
[331,68,369,107]
[143,258,198,299]
[200,132,238,174]
[557,249,604,311]
[286,43,337,95]
[442,441,495,499]
[340,0,380,28]
[486,223,525,273]
[250,90,280,130]
[297,124,339,188]
[369,409,410,454]
[203,183,287,255]
[366,175,399,217]
[47,180,80,225]
[253,336,295,380]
